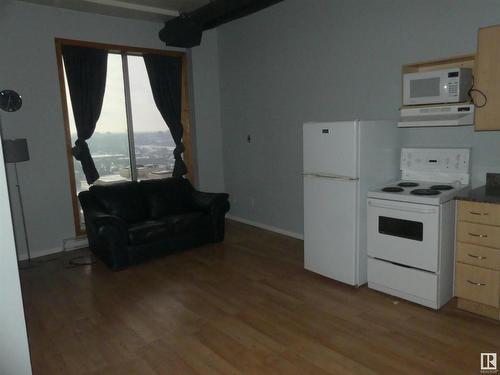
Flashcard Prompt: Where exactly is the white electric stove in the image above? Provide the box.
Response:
[366,148,470,309]
[367,180,468,205]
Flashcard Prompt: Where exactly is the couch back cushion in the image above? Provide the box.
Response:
[140,177,194,219]
[90,181,148,223]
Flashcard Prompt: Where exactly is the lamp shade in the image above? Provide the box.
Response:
[3,139,30,163]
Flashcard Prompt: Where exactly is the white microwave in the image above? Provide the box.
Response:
[403,68,473,106]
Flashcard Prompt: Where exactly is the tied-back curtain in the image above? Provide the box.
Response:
[143,54,187,177]
[62,45,108,185]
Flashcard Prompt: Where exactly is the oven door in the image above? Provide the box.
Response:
[367,198,439,272]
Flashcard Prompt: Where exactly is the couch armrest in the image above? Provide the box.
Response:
[92,213,127,231]
[85,211,128,242]
[94,214,129,270]
[190,191,230,213]
[190,190,229,242]
[85,211,130,271]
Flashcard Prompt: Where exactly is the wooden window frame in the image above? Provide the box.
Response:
[55,38,195,237]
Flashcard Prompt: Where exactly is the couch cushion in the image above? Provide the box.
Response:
[90,181,148,223]
[128,220,172,245]
[140,178,195,219]
[161,212,209,234]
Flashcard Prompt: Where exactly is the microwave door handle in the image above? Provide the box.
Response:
[368,200,437,214]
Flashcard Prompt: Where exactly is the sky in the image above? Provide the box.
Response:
[66,53,168,134]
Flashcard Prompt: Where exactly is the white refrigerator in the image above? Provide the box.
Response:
[303,120,400,286]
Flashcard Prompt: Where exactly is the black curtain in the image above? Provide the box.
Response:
[143,54,187,177]
[62,45,108,185]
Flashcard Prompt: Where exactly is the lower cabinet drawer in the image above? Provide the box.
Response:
[455,263,500,307]
[457,221,500,248]
[458,201,500,226]
[456,242,500,271]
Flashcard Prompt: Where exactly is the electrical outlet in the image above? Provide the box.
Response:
[249,197,255,209]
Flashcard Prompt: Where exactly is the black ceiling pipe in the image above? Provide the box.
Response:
[159,0,284,48]
[159,16,203,48]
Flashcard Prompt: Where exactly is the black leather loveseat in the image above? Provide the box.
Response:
[78,177,230,270]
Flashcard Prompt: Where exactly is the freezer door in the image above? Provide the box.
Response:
[303,121,358,178]
[304,174,358,285]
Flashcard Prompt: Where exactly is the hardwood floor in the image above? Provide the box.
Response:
[20,220,499,374]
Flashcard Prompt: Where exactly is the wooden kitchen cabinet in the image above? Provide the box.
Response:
[455,201,500,320]
[399,24,500,130]
[456,263,499,307]
[474,24,500,131]
[458,200,500,225]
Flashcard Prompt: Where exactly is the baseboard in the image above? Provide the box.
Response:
[227,215,304,240]
[18,246,63,261]
[63,236,89,251]
[18,236,89,261]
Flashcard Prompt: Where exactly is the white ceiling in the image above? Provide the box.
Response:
[17,0,212,22]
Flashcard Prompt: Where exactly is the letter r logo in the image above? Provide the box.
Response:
[481,353,497,371]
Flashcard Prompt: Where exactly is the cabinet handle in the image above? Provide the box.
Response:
[469,211,489,216]
[468,232,488,238]
[467,280,487,286]
[467,253,487,260]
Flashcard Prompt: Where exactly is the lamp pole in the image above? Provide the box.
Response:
[13,162,32,262]
[0,89,32,264]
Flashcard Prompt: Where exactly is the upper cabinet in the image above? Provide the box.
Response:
[474,25,500,131]
[399,24,500,130]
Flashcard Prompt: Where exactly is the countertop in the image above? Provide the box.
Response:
[456,185,500,204]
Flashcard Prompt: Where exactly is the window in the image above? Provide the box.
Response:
[128,55,176,181]
[65,53,131,193]
[56,40,193,235]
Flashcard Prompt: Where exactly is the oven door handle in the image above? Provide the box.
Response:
[368,200,437,214]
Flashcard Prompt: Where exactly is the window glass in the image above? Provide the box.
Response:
[127,55,175,180]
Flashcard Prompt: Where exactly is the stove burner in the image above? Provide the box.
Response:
[430,185,454,191]
[398,182,419,187]
[410,189,441,196]
[382,187,404,192]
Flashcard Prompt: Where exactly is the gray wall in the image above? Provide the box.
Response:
[191,29,225,192]
[0,0,223,258]
[217,0,500,235]
[0,129,32,375]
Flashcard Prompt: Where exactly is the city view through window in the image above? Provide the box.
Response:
[64,53,176,229]
[66,54,176,192]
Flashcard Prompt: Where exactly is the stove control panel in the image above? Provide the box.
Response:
[400,148,470,184]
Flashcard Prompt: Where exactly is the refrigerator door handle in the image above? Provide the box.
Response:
[302,172,359,181]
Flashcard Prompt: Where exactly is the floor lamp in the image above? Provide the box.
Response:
[3,139,32,263]
[0,89,31,263]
